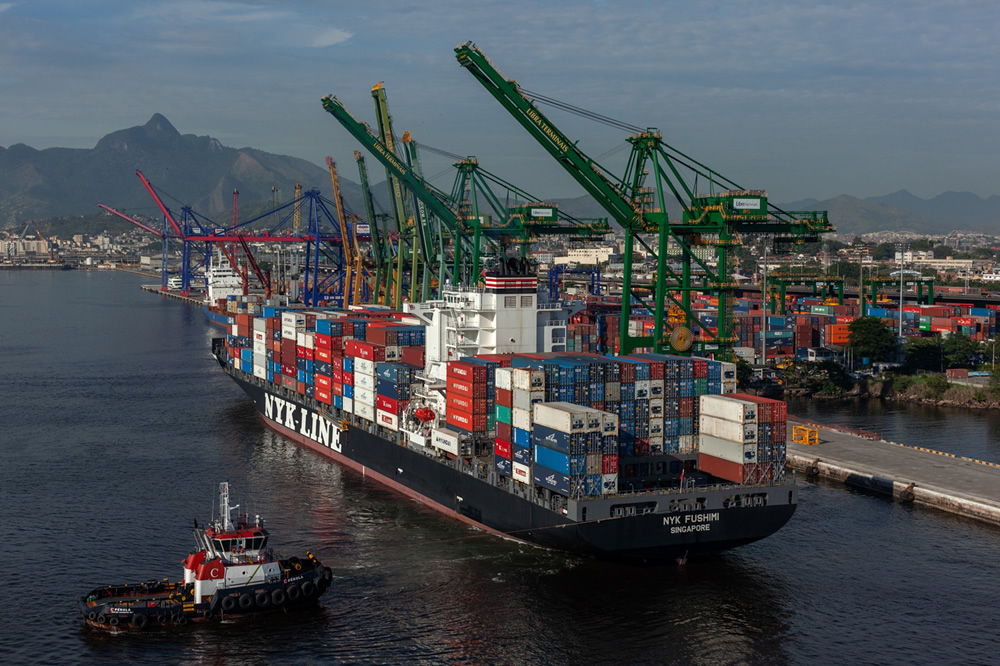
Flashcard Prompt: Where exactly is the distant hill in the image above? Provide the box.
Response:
[3,115,997,239]
[0,114,366,231]
[775,194,937,236]
[865,190,1000,232]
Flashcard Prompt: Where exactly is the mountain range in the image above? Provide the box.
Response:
[2,114,997,238]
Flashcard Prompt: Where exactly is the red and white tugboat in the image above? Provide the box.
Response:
[79,482,333,631]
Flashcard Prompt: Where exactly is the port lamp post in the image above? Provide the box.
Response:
[896,243,907,338]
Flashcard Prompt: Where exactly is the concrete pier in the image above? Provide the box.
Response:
[785,418,1000,526]
[140,284,207,307]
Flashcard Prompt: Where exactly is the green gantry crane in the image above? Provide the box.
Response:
[322,92,612,293]
[456,41,835,359]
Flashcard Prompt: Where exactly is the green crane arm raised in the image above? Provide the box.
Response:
[455,41,640,231]
[321,95,469,236]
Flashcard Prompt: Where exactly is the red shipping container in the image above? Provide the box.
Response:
[400,345,426,368]
[446,409,488,433]
[315,374,332,390]
[332,369,343,383]
[281,364,296,377]
[315,347,332,363]
[699,453,744,484]
[496,422,512,442]
[494,439,512,460]
[474,354,514,368]
[447,377,488,399]
[343,372,354,386]
[447,361,490,382]
[377,394,399,413]
[679,397,694,418]
[281,375,296,389]
[316,388,332,405]
[495,388,513,408]
[602,455,618,474]
[447,394,489,414]
[332,383,343,397]
[345,339,386,361]
[333,357,343,371]
[315,333,332,349]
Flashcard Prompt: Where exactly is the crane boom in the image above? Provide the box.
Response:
[326,157,355,307]
[455,40,834,358]
[455,42,641,231]
[321,94,471,284]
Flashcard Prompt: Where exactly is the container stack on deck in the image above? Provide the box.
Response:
[221,293,789,502]
[698,394,788,485]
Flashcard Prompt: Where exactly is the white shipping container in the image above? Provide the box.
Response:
[230,323,239,336]
[376,409,399,431]
[649,379,664,398]
[649,435,664,452]
[354,373,375,391]
[253,341,268,355]
[700,394,758,423]
[722,380,738,395]
[354,386,375,405]
[649,398,664,418]
[699,433,756,464]
[408,432,428,448]
[601,412,619,434]
[601,473,618,495]
[281,326,299,340]
[635,379,651,399]
[384,345,400,361]
[533,402,595,434]
[282,312,306,326]
[679,434,697,453]
[354,358,376,376]
[253,318,267,332]
[355,402,374,422]
[585,410,602,432]
[431,427,461,456]
[648,417,664,437]
[252,365,267,380]
[512,368,545,392]
[253,330,267,343]
[512,461,530,484]
[512,407,532,431]
[721,362,737,381]
[495,367,513,391]
[512,389,545,411]
[699,415,756,443]
[342,397,353,414]
[296,331,315,349]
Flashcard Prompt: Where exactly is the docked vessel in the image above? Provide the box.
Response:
[213,269,796,563]
[79,482,333,631]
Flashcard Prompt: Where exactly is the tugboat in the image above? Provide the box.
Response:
[79,482,333,631]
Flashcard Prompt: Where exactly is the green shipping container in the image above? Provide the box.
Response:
[495,404,512,425]
[919,323,931,331]
[811,305,832,315]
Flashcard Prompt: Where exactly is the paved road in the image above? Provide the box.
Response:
[786,425,1000,512]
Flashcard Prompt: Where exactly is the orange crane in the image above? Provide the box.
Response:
[326,157,367,306]
[35,228,56,262]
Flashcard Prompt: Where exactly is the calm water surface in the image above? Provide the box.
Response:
[1,270,997,665]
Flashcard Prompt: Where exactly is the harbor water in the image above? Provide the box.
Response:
[1,270,997,665]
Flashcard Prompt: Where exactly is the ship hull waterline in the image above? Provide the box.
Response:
[221,368,797,563]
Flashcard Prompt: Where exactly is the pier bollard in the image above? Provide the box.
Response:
[899,483,916,503]
[805,459,820,477]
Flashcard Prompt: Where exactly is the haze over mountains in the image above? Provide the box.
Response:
[1,114,997,238]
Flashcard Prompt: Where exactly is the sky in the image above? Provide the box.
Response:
[1,0,997,203]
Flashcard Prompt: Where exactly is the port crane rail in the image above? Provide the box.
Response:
[456,41,834,359]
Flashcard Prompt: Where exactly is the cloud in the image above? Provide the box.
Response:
[312,27,351,47]
[0,2,13,11]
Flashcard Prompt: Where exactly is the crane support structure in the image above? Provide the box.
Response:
[322,94,473,287]
[354,150,391,305]
[456,41,834,359]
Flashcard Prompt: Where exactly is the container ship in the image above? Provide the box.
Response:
[212,269,796,563]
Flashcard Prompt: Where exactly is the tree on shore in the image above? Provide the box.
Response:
[847,317,897,365]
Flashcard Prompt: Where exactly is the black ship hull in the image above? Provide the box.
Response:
[219,363,796,563]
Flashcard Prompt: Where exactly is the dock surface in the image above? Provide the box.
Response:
[785,419,1000,526]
